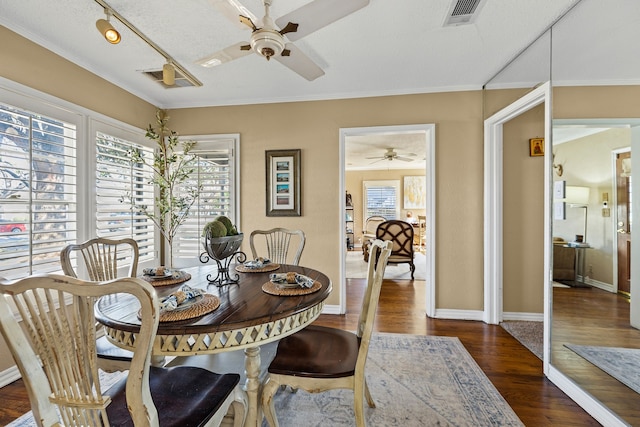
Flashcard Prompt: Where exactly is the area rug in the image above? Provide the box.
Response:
[565,343,640,395]
[9,334,522,427]
[346,250,427,280]
[266,334,522,426]
[500,321,543,360]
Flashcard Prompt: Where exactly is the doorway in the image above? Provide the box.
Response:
[339,124,436,317]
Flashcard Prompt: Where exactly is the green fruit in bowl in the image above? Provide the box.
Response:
[214,215,234,235]
[204,220,227,238]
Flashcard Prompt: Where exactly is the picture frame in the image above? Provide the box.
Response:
[266,149,301,216]
[529,138,544,157]
[403,175,426,209]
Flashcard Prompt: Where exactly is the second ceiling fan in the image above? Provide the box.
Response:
[197,0,369,81]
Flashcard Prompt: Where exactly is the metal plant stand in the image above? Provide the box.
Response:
[200,233,246,286]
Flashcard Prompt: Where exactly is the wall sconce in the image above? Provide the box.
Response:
[552,154,563,176]
[163,62,175,86]
[96,8,121,44]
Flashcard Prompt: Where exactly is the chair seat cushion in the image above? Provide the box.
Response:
[105,366,240,427]
[268,325,359,379]
[96,335,134,362]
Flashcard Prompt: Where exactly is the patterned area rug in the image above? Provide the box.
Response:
[500,321,543,360]
[265,334,522,426]
[565,343,640,395]
[9,334,523,427]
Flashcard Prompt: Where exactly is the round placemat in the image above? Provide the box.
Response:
[235,263,280,273]
[141,271,191,287]
[139,294,220,322]
[262,280,322,296]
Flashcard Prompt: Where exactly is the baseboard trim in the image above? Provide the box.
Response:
[0,365,21,388]
[322,304,341,315]
[503,312,543,322]
[433,309,484,321]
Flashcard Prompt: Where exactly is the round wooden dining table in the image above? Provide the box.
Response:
[95,263,332,427]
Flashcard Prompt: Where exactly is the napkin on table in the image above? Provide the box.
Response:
[244,257,271,269]
[160,285,202,312]
[269,272,314,288]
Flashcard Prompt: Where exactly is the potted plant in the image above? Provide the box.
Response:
[123,109,200,268]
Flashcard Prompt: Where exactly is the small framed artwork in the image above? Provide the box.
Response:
[529,138,544,157]
[266,149,301,216]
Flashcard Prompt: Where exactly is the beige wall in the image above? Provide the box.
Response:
[169,91,485,310]
[503,106,545,313]
[0,26,155,129]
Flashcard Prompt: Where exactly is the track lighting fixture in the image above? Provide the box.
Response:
[163,62,175,86]
[96,8,121,44]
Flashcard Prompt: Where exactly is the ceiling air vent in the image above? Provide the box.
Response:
[443,0,487,26]
[142,69,197,89]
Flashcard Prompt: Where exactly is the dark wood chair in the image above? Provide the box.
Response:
[261,239,393,427]
[0,274,247,427]
[376,220,416,279]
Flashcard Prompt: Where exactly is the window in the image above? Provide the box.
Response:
[363,180,400,223]
[95,130,155,265]
[0,81,241,277]
[172,136,239,268]
[0,102,78,279]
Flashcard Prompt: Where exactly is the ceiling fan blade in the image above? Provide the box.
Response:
[209,0,258,29]
[275,0,369,42]
[395,156,415,162]
[279,21,299,36]
[196,41,253,67]
[239,15,258,31]
[274,43,324,81]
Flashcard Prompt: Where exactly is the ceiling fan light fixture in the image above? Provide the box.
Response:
[250,29,285,60]
[163,62,175,86]
[96,9,121,44]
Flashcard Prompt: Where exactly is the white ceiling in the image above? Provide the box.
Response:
[2,0,639,170]
[0,0,581,110]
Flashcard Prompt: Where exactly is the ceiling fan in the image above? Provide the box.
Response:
[367,148,417,163]
[196,0,370,81]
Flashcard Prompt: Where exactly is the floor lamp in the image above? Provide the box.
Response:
[565,186,590,243]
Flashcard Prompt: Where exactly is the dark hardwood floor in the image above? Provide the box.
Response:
[0,277,602,426]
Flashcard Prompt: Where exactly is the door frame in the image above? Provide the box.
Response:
[484,83,551,334]
[339,124,436,317]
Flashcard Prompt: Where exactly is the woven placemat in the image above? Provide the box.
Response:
[262,280,322,296]
[141,271,191,287]
[235,263,281,273]
[139,294,220,322]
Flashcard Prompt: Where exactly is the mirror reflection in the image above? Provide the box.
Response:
[551,0,640,424]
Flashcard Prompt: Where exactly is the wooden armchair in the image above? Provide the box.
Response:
[376,220,415,279]
[0,274,247,427]
[261,240,393,427]
[362,216,386,242]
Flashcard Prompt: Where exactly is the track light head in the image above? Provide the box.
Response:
[96,9,121,44]
[163,62,175,86]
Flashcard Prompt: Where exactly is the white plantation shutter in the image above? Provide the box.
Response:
[95,131,156,265]
[363,180,400,222]
[0,102,78,279]
[172,137,239,268]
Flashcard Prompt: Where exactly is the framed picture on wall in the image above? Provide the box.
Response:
[529,138,545,157]
[266,149,301,216]
[403,176,426,209]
